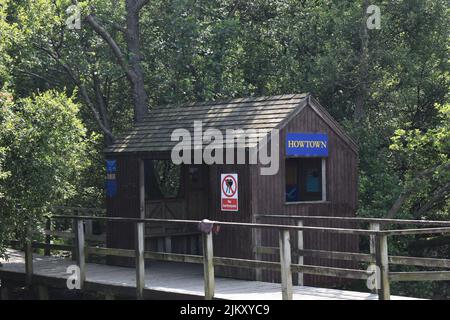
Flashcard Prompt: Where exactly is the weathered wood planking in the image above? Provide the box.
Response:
[252,102,359,286]
[105,154,140,267]
[0,250,421,300]
[104,94,360,287]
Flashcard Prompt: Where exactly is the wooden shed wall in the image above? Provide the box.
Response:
[251,104,359,287]
[104,102,359,287]
[105,154,140,266]
[205,163,254,280]
[104,155,256,277]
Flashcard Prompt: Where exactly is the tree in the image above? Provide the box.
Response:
[0,0,448,298]
[0,90,92,258]
[84,0,149,123]
[2,0,138,145]
[388,103,450,219]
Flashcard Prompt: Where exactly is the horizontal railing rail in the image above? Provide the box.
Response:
[255,246,450,268]
[52,214,383,235]
[256,214,450,299]
[258,214,450,227]
[7,211,450,300]
[53,214,450,236]
[52,206,106,213]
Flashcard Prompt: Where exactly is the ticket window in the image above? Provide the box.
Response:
[285,157,326,202]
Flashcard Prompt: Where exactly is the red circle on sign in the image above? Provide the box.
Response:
[222,175,237,197]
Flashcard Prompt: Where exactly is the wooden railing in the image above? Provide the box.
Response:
[258,215,450,300]
[12,213,450,300]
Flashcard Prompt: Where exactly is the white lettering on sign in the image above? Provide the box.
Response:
[221,173,238,211]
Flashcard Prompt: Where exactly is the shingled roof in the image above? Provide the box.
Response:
[105,93,357,154]
[105,94,307,153]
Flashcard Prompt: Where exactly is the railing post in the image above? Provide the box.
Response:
[369,222,380,294]
[297,219,304,286]
[198,234,203,255]
[369,222,380,259]
[375,234,390,300]
[279,229,293,300]
[202,231,215,300]
[164,236,172,253]
[25,226,33,286]
[37,285,49,300]
[44,217,51,256]
[75,219,86,289]
[189,235,197,254]
[135,221,145,300]
[71,209,79,261]
[254,219,262,281]
[85,220,93,240]
[0,281,9,300]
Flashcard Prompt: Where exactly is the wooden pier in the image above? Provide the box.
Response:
[0,249,419,300]
[1,213,450,300]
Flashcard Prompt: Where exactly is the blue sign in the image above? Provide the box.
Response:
[106,160,117,173]
[106,180,117,198]
[286,133,328,156]
[106,159,117,197]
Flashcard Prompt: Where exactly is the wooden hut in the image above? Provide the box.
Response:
[104,93,359,286]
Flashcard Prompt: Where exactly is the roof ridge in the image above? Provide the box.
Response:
[149,93,308,110]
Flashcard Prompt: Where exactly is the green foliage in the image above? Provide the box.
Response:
[0,90,92,257]
[389,103,450,219]
[0,0,448,297]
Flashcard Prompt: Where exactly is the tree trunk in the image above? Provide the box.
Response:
[126,0,148,122]
[85,0,149,123]
[93,73,114,146]
[354,0,369,122]
[85,0,162,194]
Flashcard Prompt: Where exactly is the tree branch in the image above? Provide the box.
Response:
[136,0,149,11]
[84,14,137,83]
[414,181,450,217]
[386,163,450,218]
[112,22,127,34]
[33,43,116,143]
[16,69,59,86]
[92,72,113,145]
[226,0,240,18]
[82,0,149,121]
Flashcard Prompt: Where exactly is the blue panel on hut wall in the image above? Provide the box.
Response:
[106,159,117,173]
[106,179,117,198]
[106,159,117,197]
[286,133,328,157]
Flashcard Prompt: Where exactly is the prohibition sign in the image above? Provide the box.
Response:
[222,174,237,197]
